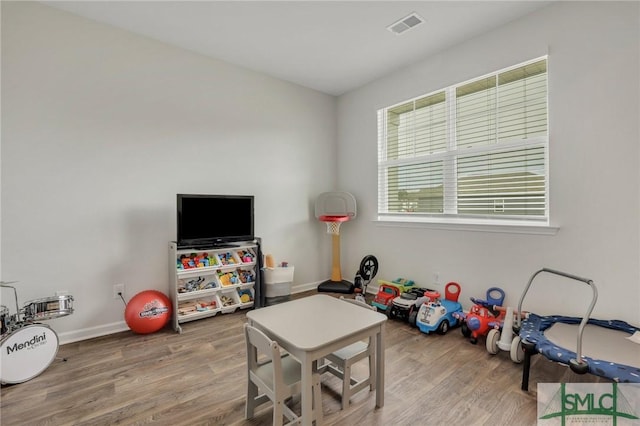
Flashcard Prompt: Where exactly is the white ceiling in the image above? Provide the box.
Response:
[44,1,553,96]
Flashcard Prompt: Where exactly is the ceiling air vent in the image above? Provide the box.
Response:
[387,12,424,35]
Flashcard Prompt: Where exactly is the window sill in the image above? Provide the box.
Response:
[375,216,559,235]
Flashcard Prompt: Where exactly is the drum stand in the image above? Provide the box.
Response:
[1,282,69,385]
[1,281,21,322]
[1,282,21,336]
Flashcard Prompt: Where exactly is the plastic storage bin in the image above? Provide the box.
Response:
[264,266,294,304]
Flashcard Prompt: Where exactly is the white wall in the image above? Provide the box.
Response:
[337,2,640,324]
[3,2,639,344]
[1,2,335,342]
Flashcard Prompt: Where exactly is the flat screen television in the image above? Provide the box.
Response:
[177,194,254,248]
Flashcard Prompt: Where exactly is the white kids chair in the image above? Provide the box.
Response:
[317,297,376,409]
[244,323,322,425]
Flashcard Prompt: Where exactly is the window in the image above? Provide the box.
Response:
[377,57,548,227]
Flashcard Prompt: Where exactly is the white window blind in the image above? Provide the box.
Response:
[378,57,548,224]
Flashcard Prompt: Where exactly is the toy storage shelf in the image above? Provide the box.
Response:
[169,241,259,333]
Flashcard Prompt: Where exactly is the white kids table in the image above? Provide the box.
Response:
[246,294,387,425]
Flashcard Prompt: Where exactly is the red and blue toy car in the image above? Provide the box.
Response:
[372,278,415,312]
[454,287,506,344]
[415,282,463,335]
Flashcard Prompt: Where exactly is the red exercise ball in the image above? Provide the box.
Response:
[124,290,172,334]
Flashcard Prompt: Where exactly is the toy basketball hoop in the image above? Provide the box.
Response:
[315,192,356,293]
[319,215,350,235]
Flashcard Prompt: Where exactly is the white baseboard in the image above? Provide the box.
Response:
[291,280,324,294]
[58,280,371,345]
[58,321,129,345]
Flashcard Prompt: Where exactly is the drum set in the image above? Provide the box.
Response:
[1,282,74,385]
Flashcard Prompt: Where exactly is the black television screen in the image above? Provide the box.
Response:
[177,194,254,248]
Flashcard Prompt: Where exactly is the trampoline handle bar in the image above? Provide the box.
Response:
[540,268,593,284]
[515,268,598,365]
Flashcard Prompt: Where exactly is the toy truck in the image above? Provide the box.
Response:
[372,278,415,311]
[387,287,435,325]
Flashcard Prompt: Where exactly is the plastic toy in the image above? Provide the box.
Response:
[415,282,463,335]
[372,278,415,311]
[195,299,217,311]
[453,287,505,344]
[179,255,194,269]
[387,287,435,325]
[217,270,240,286]
[178,277,204,293]
[178,298,217,315]
[219,295,235,307]
[204,279,218,289]
[124,290,172,334]
[238,289,253,303]
[237,250,255,263]
[484,306,528,363]
[177,301,197,315]
[315,192,357,294]
[353,255,378,304]
[238,270,254,283]
[219,252,236,265]
[177,252,219,271]
[204,254,218,267]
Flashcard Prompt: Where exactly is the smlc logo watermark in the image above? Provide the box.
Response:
[538,383,640,425]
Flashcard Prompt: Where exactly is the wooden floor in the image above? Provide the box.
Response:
[0,291,606,426]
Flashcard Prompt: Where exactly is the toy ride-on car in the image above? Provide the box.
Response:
[453,287,505,344]
[416,282,463,335]
[371,278,414,312]
[387,287,434,325]
[485,306,527,363]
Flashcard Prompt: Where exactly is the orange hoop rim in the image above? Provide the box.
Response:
[319,215,350,223]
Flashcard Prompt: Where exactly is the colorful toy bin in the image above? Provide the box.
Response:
[125,290,172,334]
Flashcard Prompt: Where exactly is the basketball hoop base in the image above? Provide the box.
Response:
[317,279,354,294]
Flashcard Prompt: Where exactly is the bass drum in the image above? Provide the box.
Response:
[0,324,59,385]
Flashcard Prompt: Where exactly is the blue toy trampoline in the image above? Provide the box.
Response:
[514,268,640,390]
